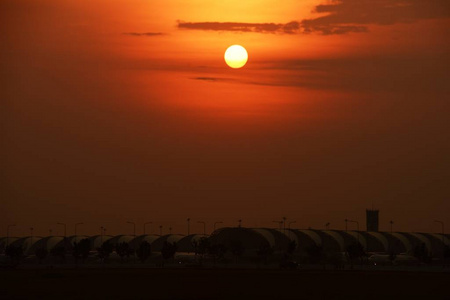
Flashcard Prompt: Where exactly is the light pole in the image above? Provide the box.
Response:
[347,219,360,243]
[434,220,444,235]
[7,224,16,247]
[144,222,152,235]
[214,221,223,232]
[75,223,84,236]
[347,219,359,231]
[127,221,136,236]
[288,221,296,239]
[187,218,191,236]
[198,221,206,236]
[57,222,66,238]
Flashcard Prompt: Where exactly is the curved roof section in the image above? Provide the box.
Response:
[342,231,367,249]
[209,227,273,251]
[296,230,322,247]
[366,232,389,252]
[420,233,449,256]
[282,229,299,245]
[151,234,184,251]
[29,236,64,254]
[50,235,90,251]
[286,229,321,252]
[406,233,432,253]
[210,227,226,236]
[89,235,113,249]
[428,233,450,246]
[385,232,412,253]
[177,234,203,252]
[320,230,345,252]
[273,229,299,249]
[128,235,160,250]
[67,235,90,245]
[252,229,276,248]
[10,237,42,255]
[107,235,135,245]
[0,237,20,248]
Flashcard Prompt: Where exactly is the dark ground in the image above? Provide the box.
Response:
[0,268,449,299]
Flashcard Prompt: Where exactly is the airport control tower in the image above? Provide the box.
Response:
[366,209,379,232]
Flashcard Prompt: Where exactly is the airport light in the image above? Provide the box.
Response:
[434,220,444,235]
[198,221,206,236]
[347,219,360,242]
[144,222,152,235]
[75,223,84,236]
[288,221,296,239]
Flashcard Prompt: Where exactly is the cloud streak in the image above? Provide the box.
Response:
[177,21,300,34]
[187,54,449,94]
[123,32,165,37]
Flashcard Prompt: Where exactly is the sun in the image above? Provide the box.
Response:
[224,45,248,69]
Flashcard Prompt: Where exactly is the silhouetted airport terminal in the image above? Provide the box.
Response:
[1,210,449,267]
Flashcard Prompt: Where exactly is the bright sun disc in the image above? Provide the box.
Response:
[224,45,248,69]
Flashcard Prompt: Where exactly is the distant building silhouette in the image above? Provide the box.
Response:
[366,209,379,232]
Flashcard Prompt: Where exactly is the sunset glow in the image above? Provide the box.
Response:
[2,0,449,237]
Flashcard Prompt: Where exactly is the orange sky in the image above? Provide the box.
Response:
[1,0,450,236]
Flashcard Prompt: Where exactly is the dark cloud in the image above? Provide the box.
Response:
[193,77,219,81]
[123,32,164,37]
[302,25,368,35]
[177,21,300,34]
[177,1,450,36]
[302,0,450,34]
[192,77,243,84]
